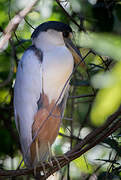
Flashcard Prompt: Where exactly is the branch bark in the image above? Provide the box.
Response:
[0,105,121,178]
[0,0,39,51]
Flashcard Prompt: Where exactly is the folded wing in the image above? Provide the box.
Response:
[14,48,42,166]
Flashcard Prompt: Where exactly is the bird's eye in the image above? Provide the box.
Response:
[63,31,69,38]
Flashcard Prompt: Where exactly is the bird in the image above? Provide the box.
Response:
[14,21,81,168]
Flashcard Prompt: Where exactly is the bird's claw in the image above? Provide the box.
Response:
[33,162,47,180]
[53,156,61,170]
[41,162,47,178]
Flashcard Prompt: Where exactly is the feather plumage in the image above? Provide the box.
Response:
[14,28,74,167]
[14,48,42,166]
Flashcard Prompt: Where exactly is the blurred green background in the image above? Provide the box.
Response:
[0,0,121,179]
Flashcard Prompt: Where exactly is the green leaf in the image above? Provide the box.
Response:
[91,61,121,126]
[73,155,93,173]
[77,32,121,61]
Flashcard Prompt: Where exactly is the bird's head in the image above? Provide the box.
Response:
[31,21,81,62]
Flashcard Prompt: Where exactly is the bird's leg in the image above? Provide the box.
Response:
[33,141,39,178]
[53,156,61,170]
[33,140,40,177]
[36,139,40,162]
[47,142,53,167]
[34,165,41,180]
[47,142,62,172]
[34,162,47,180]
[34,165,37,177]
[33,141,47,179]
[40,162,47,179]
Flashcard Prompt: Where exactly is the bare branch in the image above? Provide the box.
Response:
[0,105,121,178]
[0,0,39,50]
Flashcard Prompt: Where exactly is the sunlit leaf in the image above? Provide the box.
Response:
[77,32,121,61]
[0,89,11,104]
[73,155,93,173]
[91,61,121,126]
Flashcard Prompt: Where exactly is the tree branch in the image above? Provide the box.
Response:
[0,105,121,178]
[0,0,39,51]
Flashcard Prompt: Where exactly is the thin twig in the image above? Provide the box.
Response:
[77,103,92,138]
[69,94,94,99]
[59,132,81,141]
[56,0,85,32]
[24,18,35,29]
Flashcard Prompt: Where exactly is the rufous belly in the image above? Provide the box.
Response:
[30,94,61,165]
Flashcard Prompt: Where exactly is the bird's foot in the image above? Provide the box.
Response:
[34,165,37,177]
[47,142,61,174]
[47,142,54,167]
[33,162,47,180]
[47,158,53,167]
[53,155,61,170]
[41,162,47,178]
[33,165,40,180]
[47,155,62,176]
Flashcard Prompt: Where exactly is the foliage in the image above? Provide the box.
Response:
[0,0,121,179]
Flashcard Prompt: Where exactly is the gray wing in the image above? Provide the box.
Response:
[14,46,43,166]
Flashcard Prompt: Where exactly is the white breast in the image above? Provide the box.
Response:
[42,46,74,103]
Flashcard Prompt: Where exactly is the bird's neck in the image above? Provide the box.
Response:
[34,41,60,51]
[32,32,65,51]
